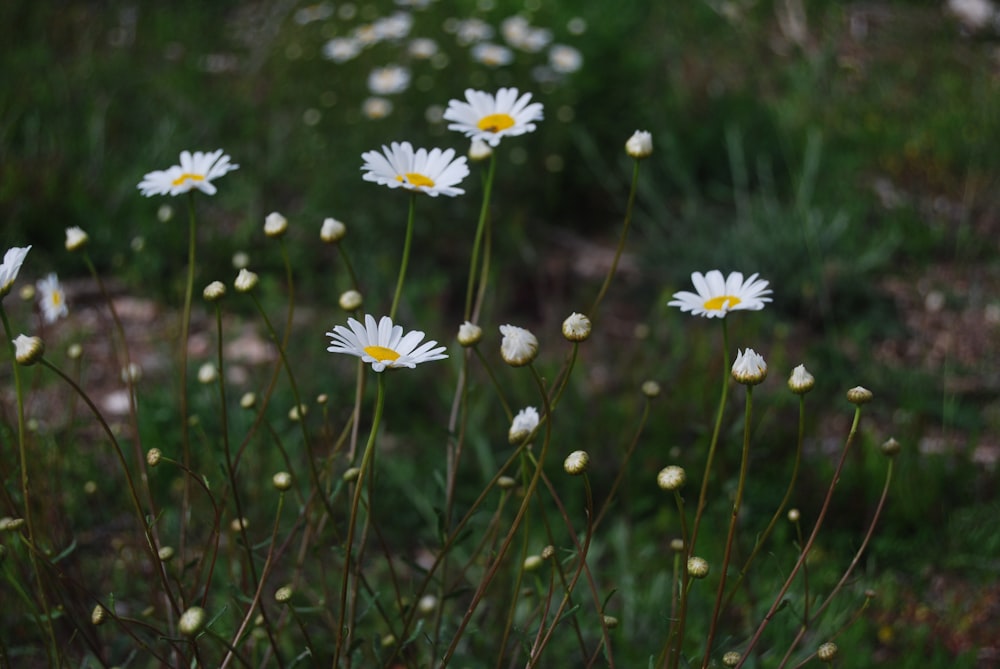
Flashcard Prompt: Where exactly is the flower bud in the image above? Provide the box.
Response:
[234,268,259,293]
[541,545,556,560]
[722,651,741,667]
[732,348,767,385]
[12,334,44,365]
[338,289,363,311]
[240,392,256,409]
[469,138,493,161]
[274,585,293,603]
[847,386,873,405]
[687,556,710,579]
[499,324,538,367]
[178,606,206,636]
[343,467,361,482]
[146,448,162,467]
[817,642,837,662]
[197,362,217,384]
[264,212,288,238]
[497,475,517,490]
[321,217,347,243]
[641,380,661,398]
[563,450,590,475]
[272,471,293,491]
[670,538,685,553]
[561,312,591,342]
[65,226,89,252]
[787,508,801,523]
[203,281,226,302]
[508,407,540,444]
[880,437,901,458]
[417,594,438,614]
[788,364,815,394]
[90,604,109,626]
[625,130,653,159]
[158,546,175,562]
[602,614,620,629]
[457,321,483,347]
[67,343,83,359]
[523,555,543,571]
[0,517,25,532]
[657,465,686,491]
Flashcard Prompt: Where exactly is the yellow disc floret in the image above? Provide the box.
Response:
[477,113,516,133]
[364,345,401,363]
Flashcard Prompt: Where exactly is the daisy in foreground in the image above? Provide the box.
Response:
[443,87,544,147]
[668,270,772,319]
[37,273,68,323]
[0,246,31,298]
[361,142,469,197]
[326,314,448,372]
[137,149,239,197]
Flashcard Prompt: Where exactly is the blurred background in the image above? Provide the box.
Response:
[2,0,999,665]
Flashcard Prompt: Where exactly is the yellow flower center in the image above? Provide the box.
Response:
[172,173,205,187]
[704,295,741,311]
[396,172,435,188]
[477,113,515,133]
[52,291,63,306]
[364,345,400,362]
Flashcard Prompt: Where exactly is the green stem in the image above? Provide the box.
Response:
[465,153,497,321]
[178,192,197,565]
[589,158,641,318]
[390,194,417,320]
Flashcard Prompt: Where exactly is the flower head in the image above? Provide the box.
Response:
[847,386,873,405]
[788,364,815,394]
[458,321,483,347]
[13,334,44,365]
[65,226,89,252]
[37,273,68,323]
[499,324,538,366]
[321,217,347,243]
[137,150,238,197]
[668,270,772,319]
[563,450,590,475]
[443,87,544,147]
[508,406,540,443]
[361,141,469,197]
[561,312,591,342]
[732,348,767,385]
[657,465,686,491]
[625,130,653,159]
[234,269,259,293]
[367,65,411,95]
[178,607,206,636]
[264,212,288,238]
[326,314,448,372]
[0,246,30,298]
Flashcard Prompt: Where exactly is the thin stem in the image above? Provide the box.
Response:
[702,385,755,667]
[390,194,417,320]
[465,153,497,321]
[178,192,198,568]
[589,158,641,318]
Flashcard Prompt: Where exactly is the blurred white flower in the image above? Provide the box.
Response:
[408,37,439,59]
[373,11,413,40]
[362,96,394,119]
[451,17,494,45]
[137,150,238,197]
[293,2,334,25]
[367,65,411,95]
[508,406,539,443]
[361,141,469,197]
[322,37,362,63]
[548,44,582,74]
[471,42,514,67]
[947,0,996,30]
[37,273,68,323]
[0,246,30,298]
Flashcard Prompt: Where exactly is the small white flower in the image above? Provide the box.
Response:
[137,149,238,197]
[443,87,544,147]
[321,217,347,243]
[65,226,89,252]
[625,130,653,159]
[13,334,44,365]
[197,362,218,384]
[37,273,68,323]
[499,324,538,366]
[508,406,540,443]
[0,246,30,298]
[361,141,469,197]
[471,42,514,67]
[457,321,483,346]
[452,18,494,45]
[668,270,772,319]
[264,212,288,238]
[326,314,448,372]
[548,44,583,74]
[322,37,362,63]
[408,38,438,59]
[362,96,394,120]
[732,348,767,385]
[367,65,411,95]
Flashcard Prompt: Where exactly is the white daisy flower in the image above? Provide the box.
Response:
[548,44,583,74]
[668,270,772,319]
[326,314,448,372]
[444,87,544,147]
[373,11,413,40]
[508,406,540,443]
[0,246,31,298]
[367,65,411,95]
[408,37,439,59]
[470,42,514,67]
[322,37,362,63]
[37,273,68,323]
[361,141,469,197]
[451,18,494,46]
[362,96,394,120]
[137,149,238,197]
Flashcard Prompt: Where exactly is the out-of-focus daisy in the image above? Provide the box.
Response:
[450,17,494,45]
[37,273,68,323]
[322,37,362,63]
[396,0,435,7]
[293,2,334,25]
[362,96,394,119]
[367,65,411,95]
[500,15,530,45]
[352,23,381,47]
[408,37,439,59]
[326,314,447,372]
[361,141,469,197]
[137,150,238,197]
[373,11,413,40]
[668,270,772,319]
[0,246,31,298]
[548,44,582,74]
[471,42,514,67]
[508,406,540,443]
[444,87,544,147]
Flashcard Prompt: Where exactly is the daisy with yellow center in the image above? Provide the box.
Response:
[137,149,239,197]
[361,141,469,197]
[326,314,448,372]
[668,270,772,318]
[443,87,544,147]
[36,273,68,323]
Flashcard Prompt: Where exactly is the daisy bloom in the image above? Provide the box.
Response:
[361,141,469,197]
[326,314,448,372]
[508,406,540,443]
[499,324,538,366]
[37,273,68,323]
[137,149,239,197]
[362,97,394,120]
[322,37,362,63]
[443,87,544,147]
[65,226,89,252]
[668,270,772,319]
[471,42,514,67]
[367,65,411,95]
[0,246,31,298]
[13,334,44,366]
[548,44,583,74]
